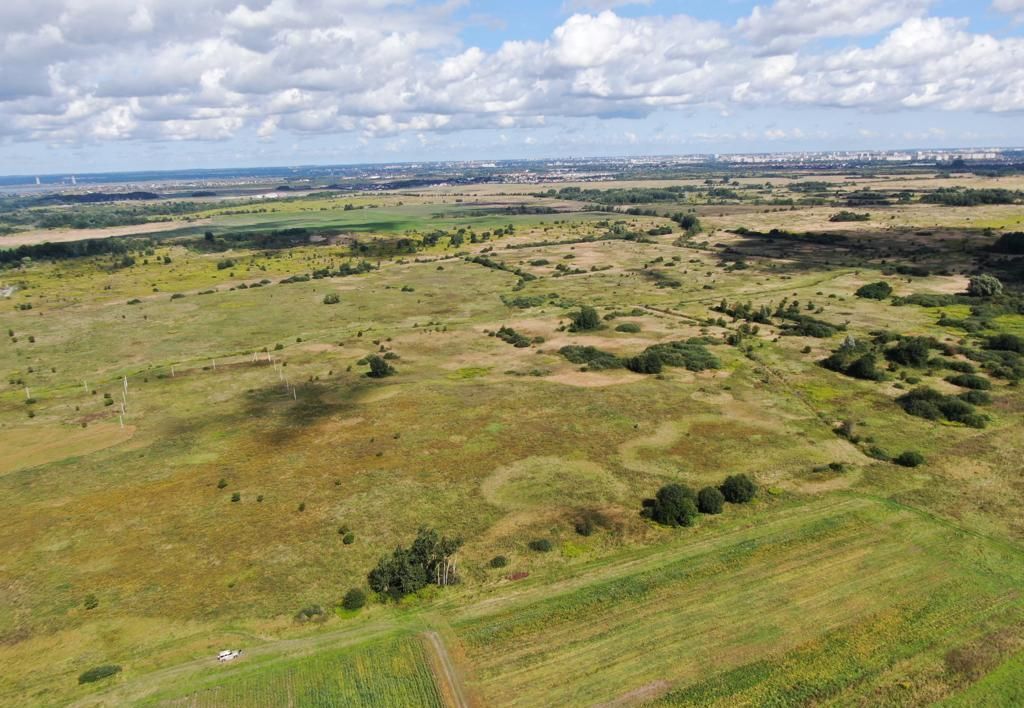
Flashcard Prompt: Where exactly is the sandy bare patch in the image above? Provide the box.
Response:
[926,275,970,295]
[1,219,208,247]
[545,370,639,387]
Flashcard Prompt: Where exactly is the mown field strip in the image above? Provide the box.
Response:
[453,498,1024,707]
[449,496,864,622]
[161,636,443,708]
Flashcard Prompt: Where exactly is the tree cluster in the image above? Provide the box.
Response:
[645,474,756,527]
[367,527,463,600]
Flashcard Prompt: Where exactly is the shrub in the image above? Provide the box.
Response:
[83,593,99,610]
[489,555,509,568]
[528,539,553,552]
[855,281,892,300]
[649,484,699,527]
[963,413,989,429]
[966,274,1003,297]
[216,258,236,270]
[342,588,366,610]
[217,478,228,489]
[865,445,891,461]
[720,474,757,504]
[894,451,925,468]
[559,345,622,370]
[945,373,991,390]
[986,334,1024,353]
[295,605,324,621]
[569,306,601,332]
[365,354,396,378]
[575,517,595,536]
[343,533,355,545]
[323,293,340,304]
[625,350,663,374]
[615,322,642,333]
[959,390,992,405]
[78,665,122,684]
[642,339,720,371]
[230,492,241,502]
[886,337,933,367]
[697,486,725,515]
[898,386,983,425]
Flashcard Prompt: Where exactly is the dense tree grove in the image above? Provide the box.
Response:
[367,527,462,600]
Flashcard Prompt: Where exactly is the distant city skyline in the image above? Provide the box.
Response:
[1,0,1023,174]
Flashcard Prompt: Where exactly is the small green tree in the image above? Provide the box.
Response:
[650,484,699,527]
[697,486,725,514]
[966,274,1003,298]
[323,293,341,304]
[855,281,893,300]
[894,451,925,468]
[720,474,757,503]
[366,354,396,378]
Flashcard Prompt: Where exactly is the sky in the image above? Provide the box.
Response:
[1,0,1023,175]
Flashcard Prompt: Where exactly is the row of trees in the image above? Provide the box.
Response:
[645,474,757,527]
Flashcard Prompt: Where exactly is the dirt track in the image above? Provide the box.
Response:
[425,631,471,708]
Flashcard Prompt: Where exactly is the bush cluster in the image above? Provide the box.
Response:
[897,387,987,428]
[646,475,755,527]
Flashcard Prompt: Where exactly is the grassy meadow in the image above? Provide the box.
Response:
[1,172,1023,706]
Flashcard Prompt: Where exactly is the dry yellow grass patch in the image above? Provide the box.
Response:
[0,423,134,475]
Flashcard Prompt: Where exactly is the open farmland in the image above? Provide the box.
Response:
[1,169,1023,706]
